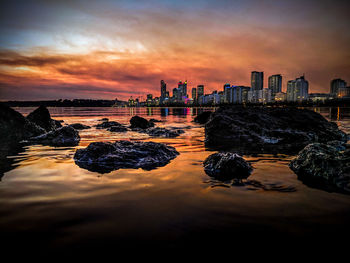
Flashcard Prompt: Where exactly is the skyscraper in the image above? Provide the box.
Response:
[197,85,204,98]
[286,75,309,102]
[330,78,347,97]
[160,80,167,102]
[192,87,197,102]
[251,71,264,90]
[223,83,231,103]
[268,74,282,98]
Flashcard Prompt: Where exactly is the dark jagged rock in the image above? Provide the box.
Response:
[95,121,123,129]
[0,104,45,142]
[130,116,155,129]
[74,140,179,173]
[205,106,347,153]
[107,126,128,132]
[29,126,80,146]
[142,127,185,137]
[26,105,62,132]
[69,123,91,130]
[203,152,253,181]
[194,111,212,124]
[289,143,350,194]
[98,118,109,122]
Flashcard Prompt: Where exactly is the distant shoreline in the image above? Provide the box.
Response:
[2,99,350,107]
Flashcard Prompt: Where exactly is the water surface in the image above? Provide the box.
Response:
[1,106,350,252]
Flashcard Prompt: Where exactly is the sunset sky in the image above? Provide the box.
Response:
[0,0,349,101]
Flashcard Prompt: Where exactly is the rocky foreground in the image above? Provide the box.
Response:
[74,140,179,173]
[205,106,347,153]
[289,142,350,194]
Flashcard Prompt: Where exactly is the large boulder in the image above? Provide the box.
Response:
[194,111,212,124]
[26,105,62,132]
[74,140,179,173]
[0,104,45,142]
[29,126,80,146]
[203,152,253,181]
[289,142,350,193]
[205,106,347,153]
[130,116,155,129]
[95,121,123,129]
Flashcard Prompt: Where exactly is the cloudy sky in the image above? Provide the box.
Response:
[0,0,349,100]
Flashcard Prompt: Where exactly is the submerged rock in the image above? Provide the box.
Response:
[107,126,128,132]
[142,127,185,138]
[194,111,212,124]
[69,123,91,130]
[74,140,179,173]
[29,126,80,146]
[205,106,347,153]
[98,118,109,122]
[289,143,350,194]
[203,152,253,181]
[130,116,155,129]
[95,121,123,129]
[26,105,62,132]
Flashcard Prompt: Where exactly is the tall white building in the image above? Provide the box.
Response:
[286,75,309,102]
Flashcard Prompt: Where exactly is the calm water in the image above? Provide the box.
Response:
[1,106,350,253]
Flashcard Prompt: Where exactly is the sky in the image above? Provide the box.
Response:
[0,0,349,101]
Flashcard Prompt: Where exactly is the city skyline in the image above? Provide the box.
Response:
[0,0,350,101]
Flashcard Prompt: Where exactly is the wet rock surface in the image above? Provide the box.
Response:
[107,126,128,132]
[130,116,155,129]
[74,140,179,173]
[26,105,62,132]
[194,111,212,124]
[140,127,185,137]
[68,123,91,130]
[0,104,45,143]
[95,121,123,129]
[205,106,347,153]
[289,143,350,194]
[29,126,80,146]
[203,152,253,181]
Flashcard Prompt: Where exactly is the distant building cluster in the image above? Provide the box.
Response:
[127,72,349,106]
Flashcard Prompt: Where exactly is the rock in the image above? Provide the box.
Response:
[0,104,45,143]
[98,118,109,122]
[29,126,80,146]
[203,152,253,181]
[130,116,155,129]
[107,126,128,132]
[149,118,162,123]
[142,127,184,137]
[74,140,179,173]
[289,143,350,194]
[26,105,62,132]
[95,121,123,129]
[205,106,347,153]
[194,111,212,124]
[69,123,91,130]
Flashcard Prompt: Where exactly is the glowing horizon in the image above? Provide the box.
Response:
[0,0,349,101]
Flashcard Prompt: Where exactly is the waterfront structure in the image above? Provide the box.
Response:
[192,87,197,102]
[146,94,153,106]
[330,79,347,97]
[251,71,264,91]
[274,92,286,102]
[268,74,282,99]
[309,93,331,102]
[337,86,350,98]
[160,80,167,103]
[197,85,204,104]
[286,75,309,102]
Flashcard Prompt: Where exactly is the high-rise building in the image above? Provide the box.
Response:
[268,74,282,98]
[330,79,347,97]
[223,83,231,103]
[251,71,264,91]
[192,87,197,102]
[197,85,204,99]
[286,75,309,102]
[160,80,167,102]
